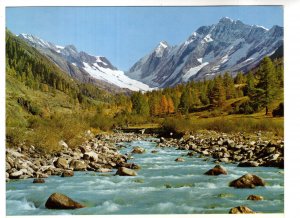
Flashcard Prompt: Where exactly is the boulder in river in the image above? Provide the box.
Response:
[175,157,185,162]
[229,206,254,214]
[33,178,45,183]
[247,194,264,201]
[229,173,265,188]
[54,158,68,169]
[238,161,260,167]
[131,146,145,154]
[204,165,227,176]
[115,167,137,176]
[61,170,74,177]
[45,193,85,209]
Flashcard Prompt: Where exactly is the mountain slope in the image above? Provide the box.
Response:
[126,17,283,88]
[18,34,151,92]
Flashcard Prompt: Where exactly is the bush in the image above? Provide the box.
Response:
[162,116,283,136]
[272,102,284,117]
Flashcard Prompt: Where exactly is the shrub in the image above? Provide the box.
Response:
[272,102,284,117]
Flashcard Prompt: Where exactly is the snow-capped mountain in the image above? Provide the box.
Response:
[126,17,283,88]
[18,34,151,92]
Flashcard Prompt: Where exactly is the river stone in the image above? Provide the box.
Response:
[83,151,98,162]
[247,194,264,201]
[131,147,145,154]
[229,206,254,214]
[175,157,185,162]
[204,165,227,176]
[61,170,74,177]
[6,162,11,171]
[33,178,45,183]
[54,158,68,169]
[79,146,89,154]
[219,158,230,163]
[229,173,266,188]
[58,140,68,149]
[121,162,141,170]
[45,193,85,209]
[97,168,112,173]
[70,160,87,171]
[238,161,260,167]
[115,167,137,176]
[151,150,158,154]
[10,170,24,179]
[265,147,276,154]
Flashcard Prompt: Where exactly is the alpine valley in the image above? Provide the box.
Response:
[6,14,284,216]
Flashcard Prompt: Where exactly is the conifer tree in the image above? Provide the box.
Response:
[223,72,236,99]
[255,57,278,115]
[210,75,226,107]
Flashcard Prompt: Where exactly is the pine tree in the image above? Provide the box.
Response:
[131,92,150,115]
[211,75,226,107]
[234,71,246,84]
[255,57,278,115]
[179,88,192,114]
[223,72,236,99]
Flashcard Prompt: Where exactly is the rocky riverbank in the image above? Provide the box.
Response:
[6,130,284,182]
[6,132,151,181]
[157,130,284,168]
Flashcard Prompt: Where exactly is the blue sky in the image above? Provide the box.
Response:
[6,6,283,70]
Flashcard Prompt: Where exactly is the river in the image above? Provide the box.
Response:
[6,139,284,215]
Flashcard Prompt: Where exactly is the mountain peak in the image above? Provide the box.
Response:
[154,41,169,57]
[64,45,78,53]
[219,16,234,23]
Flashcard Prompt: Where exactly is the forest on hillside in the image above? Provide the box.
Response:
[6,29,284,153]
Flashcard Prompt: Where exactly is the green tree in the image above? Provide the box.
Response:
[131,92,150,115]
[223,72,236,99]
[179,88,192,114]
[255,57,278,115]
[210,76,226,107]
[234,71,246,84]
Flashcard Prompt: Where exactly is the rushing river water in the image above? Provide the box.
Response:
[6,139,284,215]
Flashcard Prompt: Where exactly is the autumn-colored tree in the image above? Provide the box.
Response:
[167,96,175,114]
[161,95,169,114]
